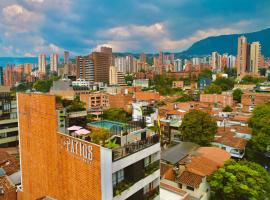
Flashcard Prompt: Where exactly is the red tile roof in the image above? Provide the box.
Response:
[176,171,203,188]
[215,128,248,149]
[0,152,20,176]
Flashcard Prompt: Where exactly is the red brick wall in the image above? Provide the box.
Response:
[17,93,102,200]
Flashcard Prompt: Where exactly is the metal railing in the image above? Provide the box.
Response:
[112,134,159,161]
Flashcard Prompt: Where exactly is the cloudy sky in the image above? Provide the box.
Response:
[0,0,269,57]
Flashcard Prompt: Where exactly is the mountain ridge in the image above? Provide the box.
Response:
[0,28,269,67]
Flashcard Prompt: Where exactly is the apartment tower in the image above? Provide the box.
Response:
[38,54,46,74]
[250,42,261,76]
[236,36,248,77]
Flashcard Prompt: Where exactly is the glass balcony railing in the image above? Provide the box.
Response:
[144,187,160,200]
[112,134,160,161]
[144,160,160,177]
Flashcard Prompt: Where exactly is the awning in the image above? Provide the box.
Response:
[67,126,82,131]
[75,129,91,135]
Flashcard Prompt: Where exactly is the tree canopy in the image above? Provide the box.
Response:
[232,88,243,103]
[198,69,212,80]
[33,80,53,93]
[223,105,233,112]
[179,110,217,145]
[90,128,109,145]
[248,103,270,153]
[241,75,266,85]
[214,77,235,91]
[208,159,270,200]
[102,108,131,122]
[204,84,222,94]
[175,93,193,102]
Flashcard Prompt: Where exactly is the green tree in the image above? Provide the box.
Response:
[223,105,233,112]
[198,69,212,80]
[33,80,53,93]
[90,128,109,145]
[214,77,235,91]
[102,108,131,122]
[204,84,222,94]
[179,110,217,145]
[208,159,270,200]
[175,93,192,102]
[241,75,266,85]
[125,74,133,86]
[232,89,243,103]
[248,103,270,153]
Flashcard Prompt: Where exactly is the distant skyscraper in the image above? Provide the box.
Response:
[4,64,14,86]
[76,56,94,82]
[38,54,46,74]
[109,66,117,85]
[100,46,112,54]
[0,66,3,85]
[140,53,146,63]
[91,52,111,83]
[64,51,70,64]
[236,36,248,77]
[24,63,32,75]
[211,52,221,71]
[227,55,236,69]
[174,59,183,71]
[250,42,261,76]
[50,53,58,72]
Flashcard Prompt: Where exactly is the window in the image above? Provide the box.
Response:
[112,169,124,186]
[144,156,151,167]
[187,185,194,191]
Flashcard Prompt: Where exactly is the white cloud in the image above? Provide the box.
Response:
[2,4,43,32]
[97,22,244,52]
[26,0,44,3]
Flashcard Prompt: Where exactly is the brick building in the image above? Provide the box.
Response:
[241,92,270,112]
[17,93,160,200]
[108,94,133,111]
[200,93,233,107]
[80,92,109,110]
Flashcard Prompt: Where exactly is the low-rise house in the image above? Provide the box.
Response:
[161,146,230,200]
[0,151,20,200]
[200,93,233,107]
[135,91,160,103]
[212,127,248,158]
[241,92,270,112]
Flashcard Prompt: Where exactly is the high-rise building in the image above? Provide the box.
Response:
[140,53,146,63]
[250,42,261,76]
[0,86,18,147]
[236,36,248,77]
[91,52,111,83]
[23,63,32,75]
[227,55,236,69]
[174,59,183,71]
[50,53,59,72]
[100,46,112,54]
[0,66,3,85]
[125,55,134,73]
[76,56,94,82]
[211,52,221,71]
[17,93,160,200]
[64,51,70,64]
[114,57,126,73]
[4,64,14,86]
[109,66,117,85]
[38,54,46,74]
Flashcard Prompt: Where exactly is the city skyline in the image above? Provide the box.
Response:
[0,0,270,57]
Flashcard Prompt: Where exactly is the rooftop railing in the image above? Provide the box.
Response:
[112,134,159,161]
